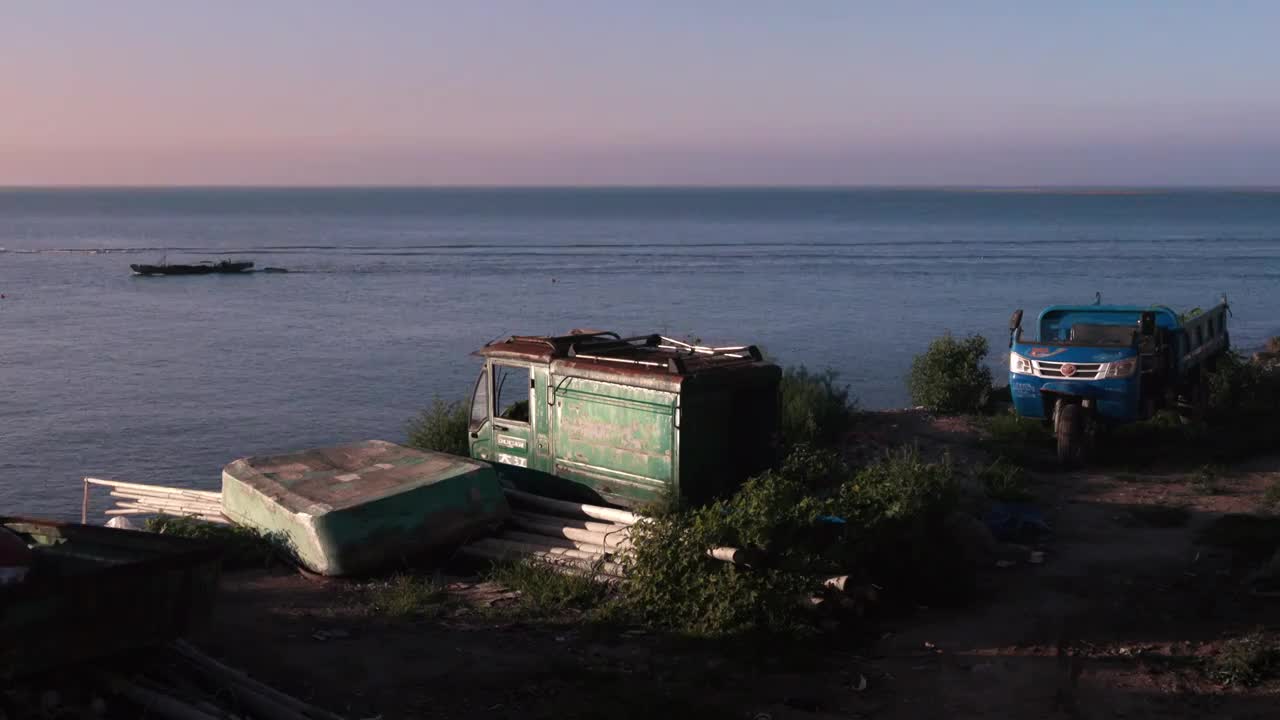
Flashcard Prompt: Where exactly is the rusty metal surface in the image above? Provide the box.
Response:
[475,331,773,381]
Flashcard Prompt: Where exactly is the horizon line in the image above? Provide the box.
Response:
[3,183,1280,193]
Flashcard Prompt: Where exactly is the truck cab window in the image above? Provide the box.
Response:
[493,364,531,423]
[469,369,489,429]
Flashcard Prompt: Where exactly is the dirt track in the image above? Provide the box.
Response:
[193,413,1280,719]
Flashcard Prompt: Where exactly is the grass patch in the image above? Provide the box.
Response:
[487,560,613,615]
[1208,629,1279,687]
[907,333,994,415]
[366,573,450,618]
[406,398,469,456]
[1198,514,1280,563]
[145,516,290,569]
[978,457,1034,502]
[1120,504,1191,528]
[779,366,858,450]
[977,413,1052,467]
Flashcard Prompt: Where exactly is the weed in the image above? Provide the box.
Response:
[1191,464,1225,495]
[406,398,469,456]
[487,560,613,614]
[779,366,858,449]
[366,574,449,618]
[1263,482,1280,513]
[1208,629,1279,686]
[145,516,291,569]
[907,333,994,414]
[978,457,1034,502]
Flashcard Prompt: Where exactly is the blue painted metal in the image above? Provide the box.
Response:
[1008,299,1230,426]
[1036,305,1179,342]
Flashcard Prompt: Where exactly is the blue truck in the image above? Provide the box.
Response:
[1007,296,1231,464]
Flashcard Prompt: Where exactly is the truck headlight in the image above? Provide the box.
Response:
[1009,353,1034,375]
[1099,358,1138,378]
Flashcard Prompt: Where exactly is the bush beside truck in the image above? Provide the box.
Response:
[908,333,994,414]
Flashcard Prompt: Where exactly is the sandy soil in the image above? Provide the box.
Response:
[190,411,1280,719]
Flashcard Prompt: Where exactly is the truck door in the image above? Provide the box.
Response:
[467,366,492,462]
[490,361,533,471]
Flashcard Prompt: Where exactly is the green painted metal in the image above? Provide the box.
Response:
[222,440,508,576]
[468,335,781,507]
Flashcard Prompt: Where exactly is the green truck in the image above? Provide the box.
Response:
[468,331,782,507]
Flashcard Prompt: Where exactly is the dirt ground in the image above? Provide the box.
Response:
[191,412,1280,719]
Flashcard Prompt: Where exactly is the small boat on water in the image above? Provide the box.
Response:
[130,260,255,276]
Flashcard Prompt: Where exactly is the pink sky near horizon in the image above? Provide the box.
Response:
[4,1,1280,185]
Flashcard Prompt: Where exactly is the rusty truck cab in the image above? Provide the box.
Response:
[468,331,781,508]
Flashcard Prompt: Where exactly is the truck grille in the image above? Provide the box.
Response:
[1033,360,1102,380]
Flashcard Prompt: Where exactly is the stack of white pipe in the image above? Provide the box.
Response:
[460,488,638,583]
[84,477,227,524]
[460,487,754,583]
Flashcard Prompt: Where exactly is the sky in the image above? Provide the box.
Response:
[3,1,1280,186]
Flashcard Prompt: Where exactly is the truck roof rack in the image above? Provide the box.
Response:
[479,331,766,374]
[566,334,763,374]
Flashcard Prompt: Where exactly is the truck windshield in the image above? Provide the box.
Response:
[1064,323,1136,346]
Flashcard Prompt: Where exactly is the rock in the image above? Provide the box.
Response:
[105,516,137,530]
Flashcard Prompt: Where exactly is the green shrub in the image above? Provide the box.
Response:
[622,508,817,637]
[779,366,858,449]
[1208,629,1279,687]
[406,399,469,456]
[620,446,968,636]
[907,334,994,414]
[1209,351,1280,416]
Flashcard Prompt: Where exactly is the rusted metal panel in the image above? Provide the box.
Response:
[550,377,675,504]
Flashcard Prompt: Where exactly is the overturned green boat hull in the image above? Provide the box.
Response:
[222,440,508,576]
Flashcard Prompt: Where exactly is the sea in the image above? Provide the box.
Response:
[2,188,1278,517]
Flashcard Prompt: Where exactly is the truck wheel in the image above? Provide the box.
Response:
[1056,402,1085,467]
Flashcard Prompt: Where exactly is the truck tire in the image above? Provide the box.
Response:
[1056,402,1084,467]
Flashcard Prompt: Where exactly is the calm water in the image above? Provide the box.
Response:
[2,188,1278,517]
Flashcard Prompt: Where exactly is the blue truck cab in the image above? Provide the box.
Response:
[1007,297,1230,464]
